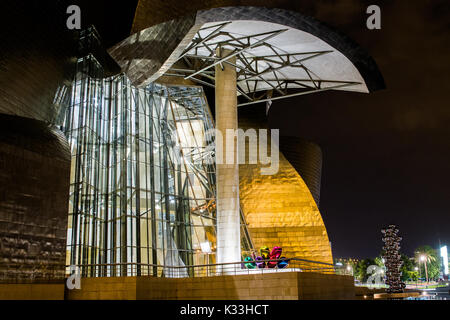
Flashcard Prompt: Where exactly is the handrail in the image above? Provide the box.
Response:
[65,257,339,278]
[66,258,335,269]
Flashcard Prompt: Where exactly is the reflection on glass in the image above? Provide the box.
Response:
[63,30,253,277]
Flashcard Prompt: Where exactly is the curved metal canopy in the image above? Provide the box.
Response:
[109,7,385,106]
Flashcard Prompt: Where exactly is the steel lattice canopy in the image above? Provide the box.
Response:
[109,7,385,106]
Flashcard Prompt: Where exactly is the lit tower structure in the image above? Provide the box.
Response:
[381,225,406,294]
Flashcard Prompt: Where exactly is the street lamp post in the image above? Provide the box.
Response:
[414,267,419,288]
[420,255,428,285]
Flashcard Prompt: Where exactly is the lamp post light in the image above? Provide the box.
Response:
[414,267,419,288]
[417,262,422,282]
[420,255,429,284]
[347,265,353,276]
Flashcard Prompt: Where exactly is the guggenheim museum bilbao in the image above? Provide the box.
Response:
[0,1,384,299]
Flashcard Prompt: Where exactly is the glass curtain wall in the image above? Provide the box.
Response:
[63,52,252,277]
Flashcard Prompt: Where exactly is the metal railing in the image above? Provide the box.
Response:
[66,258,338,278]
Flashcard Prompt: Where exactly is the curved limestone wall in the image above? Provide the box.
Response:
[238,107,333,264]
[279,136,323,207]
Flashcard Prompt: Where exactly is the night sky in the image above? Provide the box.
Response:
[68,0,449,259]
[269,1,450,258]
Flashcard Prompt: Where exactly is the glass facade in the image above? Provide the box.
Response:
[63,29,253,277]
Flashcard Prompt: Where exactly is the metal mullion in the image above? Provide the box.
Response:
[111,79,118,276]
[84,74,96,277]
[148,90,158,276]
[134,88,141,276]
[70,58,82,268]
[75,60,89,270]
[120,77,128,276]
[102,79,112,276]
[90,78,101,276]
[160,96,170,268]
[80,63,92,276]
[142,90,150,274]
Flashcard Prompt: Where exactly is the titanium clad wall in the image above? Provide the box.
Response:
[0,114,70,283]
[132,0,318,33]
[0,1,76,124]
[0,1,73,284]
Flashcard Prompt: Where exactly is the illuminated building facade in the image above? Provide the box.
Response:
[105,4,384,267]
[63,31,253,276]
[0,2,385,295]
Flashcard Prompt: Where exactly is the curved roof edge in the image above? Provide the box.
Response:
[196,7,385,92]
[109,6,385,92]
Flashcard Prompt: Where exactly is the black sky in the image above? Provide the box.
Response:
[269,0,450,258]
[66,0,450,259]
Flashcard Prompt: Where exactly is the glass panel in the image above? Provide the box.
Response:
[62,28,253,278]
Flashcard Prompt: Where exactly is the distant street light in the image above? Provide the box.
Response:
[346,265,353,276]
[420,255,429,283]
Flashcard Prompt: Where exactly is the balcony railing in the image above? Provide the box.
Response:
[66,257,338,278]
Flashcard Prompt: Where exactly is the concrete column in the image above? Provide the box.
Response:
[215,48,241,265]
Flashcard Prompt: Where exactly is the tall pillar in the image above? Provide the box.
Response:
[215,48,241,265]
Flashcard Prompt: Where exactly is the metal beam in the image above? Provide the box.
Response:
[239,50,332,81]
[165,25,363,107]
[184,29,288,80]
[179,21,231,59]
[237,82,361,107]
